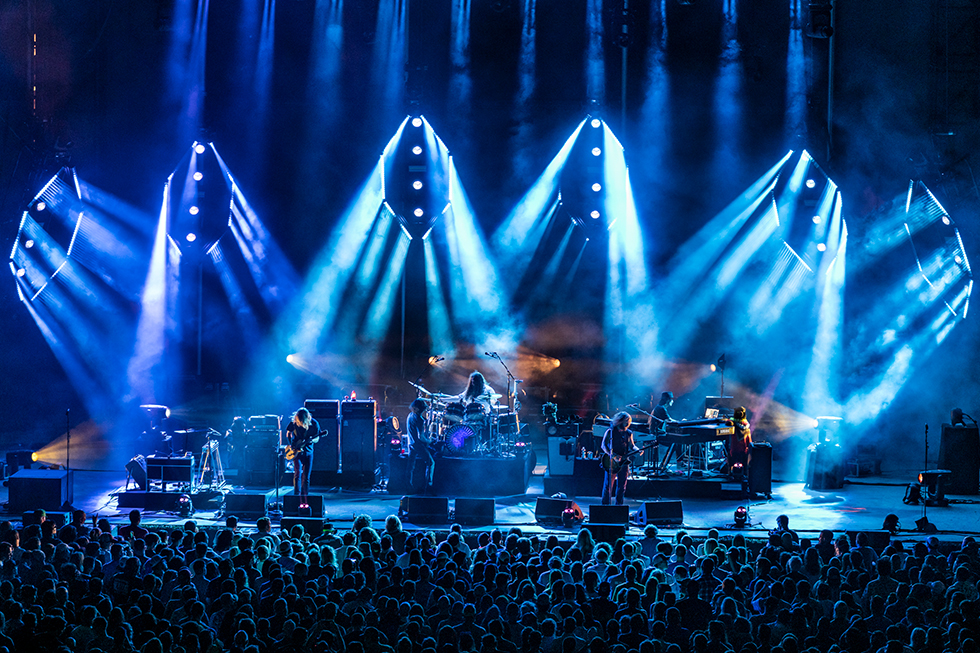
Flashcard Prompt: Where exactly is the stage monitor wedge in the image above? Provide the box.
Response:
[636,500,684,526]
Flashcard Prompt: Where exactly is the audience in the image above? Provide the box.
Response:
[0,505,976,653]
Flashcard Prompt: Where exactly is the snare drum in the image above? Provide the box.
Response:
[464,402,488,424]
[444,401,465,424]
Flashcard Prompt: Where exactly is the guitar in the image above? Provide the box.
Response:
[284,429,325,460]
[600,442,660,473]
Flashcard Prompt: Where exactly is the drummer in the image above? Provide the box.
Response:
[456,371,498,413]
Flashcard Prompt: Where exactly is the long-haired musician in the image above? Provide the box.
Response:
[460,371,496,408]
[285,407,320,502]
[407,398,435,494]
[601,411,640,505]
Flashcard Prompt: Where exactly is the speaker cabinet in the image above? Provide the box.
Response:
[584,523,626,544]
[283,494,324,517]
[534,497,571,524]
[306,399,341,473]
[548,437,577,476]
[454,498,495,525]
[341,400,377,474]
[939,424,980,495]
[401,496,448,524]
[589,504,629,525]
[224,494,268,519]
[637,500,684,526]
[8,469,73,513]
[805,442,844,490]
[748,442,773,495]
[281,517,327,537]
[126,456,147,490]
[146,455,195,484]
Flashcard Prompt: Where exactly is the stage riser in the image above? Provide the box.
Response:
[117,491,218,511]
[543,475,737,499]
[389,452,533,497]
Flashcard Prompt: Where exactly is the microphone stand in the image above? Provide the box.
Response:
[66,408,71,473]
[488,353,518,414]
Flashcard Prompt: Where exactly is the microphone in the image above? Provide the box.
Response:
[485,352,497,358]
[515,379,524,384]
[434,356,445,362]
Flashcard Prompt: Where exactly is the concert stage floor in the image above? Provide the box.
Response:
[5,464,980,544]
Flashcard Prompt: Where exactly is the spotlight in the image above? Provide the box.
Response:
[411,117,423,127]
[805,2,834,39]
[812,215,821,224]
[592,183,602,192]
[412,145,422,155]
[806,178,816,188]
[733,506,748,527]
[817,243,827,252]
[286,354,295,364]
[710,364,717,372]
[591,147,601,157]
[186,233,197,242]
[942,215,952,226]
[189,206,199,215]
[413,208,424,217]
[31,452,39,463]
[16,268,25,278]
[412,180,423,190]
[951,408,968,426]
[177,494,194,517]
[955,255,963,265]
[24,239,34,249]
[590,210,600,219]
[194,143,206,154]
[591,118,601,128]
[193,172,203,181]
[35,202,46,212]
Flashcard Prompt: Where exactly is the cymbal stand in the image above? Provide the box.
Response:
[488,352,521,415]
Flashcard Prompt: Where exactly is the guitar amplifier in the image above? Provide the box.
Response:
[146,455,195,484]
[341,400,377,474]
[306,400,341,473]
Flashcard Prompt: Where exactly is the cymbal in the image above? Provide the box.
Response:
[431,392,455,399]
[407,380,434,395]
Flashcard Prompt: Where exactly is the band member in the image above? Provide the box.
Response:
[458,371,497,410]
[407,398,434,494]
[728,406,752,471]
[285,407,320,503]
[648,391,674,435]
[601,411,640,505]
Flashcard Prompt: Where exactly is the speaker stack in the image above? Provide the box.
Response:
[305,400,341,474]
[939,424,980,495]
[341,400,377,475]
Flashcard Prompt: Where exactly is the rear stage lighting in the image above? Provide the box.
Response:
[942,215,952,226]
[189,206,199,215]
[812,215,821,224]
[412,146,422,155]
[194,143,206,154]
[35,202,46,212]
[591,118,601,128]
[592,183,602,192]
[193,172,203,181]
[817,243,827,252]
[413,180,423,190]
[16,269,25,278]
[414,208,424,217]
[806,179,816,188]
[411,117,423,127]
[591,147,601,157]
[186,233,197,242]
[590,210,600,219]
[24,240,34,249]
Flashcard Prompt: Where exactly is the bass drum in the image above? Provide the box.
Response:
[444,423,478,455]
[444,402,465,424]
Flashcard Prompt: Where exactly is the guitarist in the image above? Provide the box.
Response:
[407,398,435,494]
[285,407,320,503]
[601,411,640,506]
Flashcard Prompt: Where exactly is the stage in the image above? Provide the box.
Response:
[8,462,980,546]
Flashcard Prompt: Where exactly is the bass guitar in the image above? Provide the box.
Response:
[284,429,325,460]
[600,442,660,473]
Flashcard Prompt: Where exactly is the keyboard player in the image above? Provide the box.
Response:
[642,391,675,469]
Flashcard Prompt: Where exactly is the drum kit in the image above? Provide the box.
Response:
[408,382,521,456]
